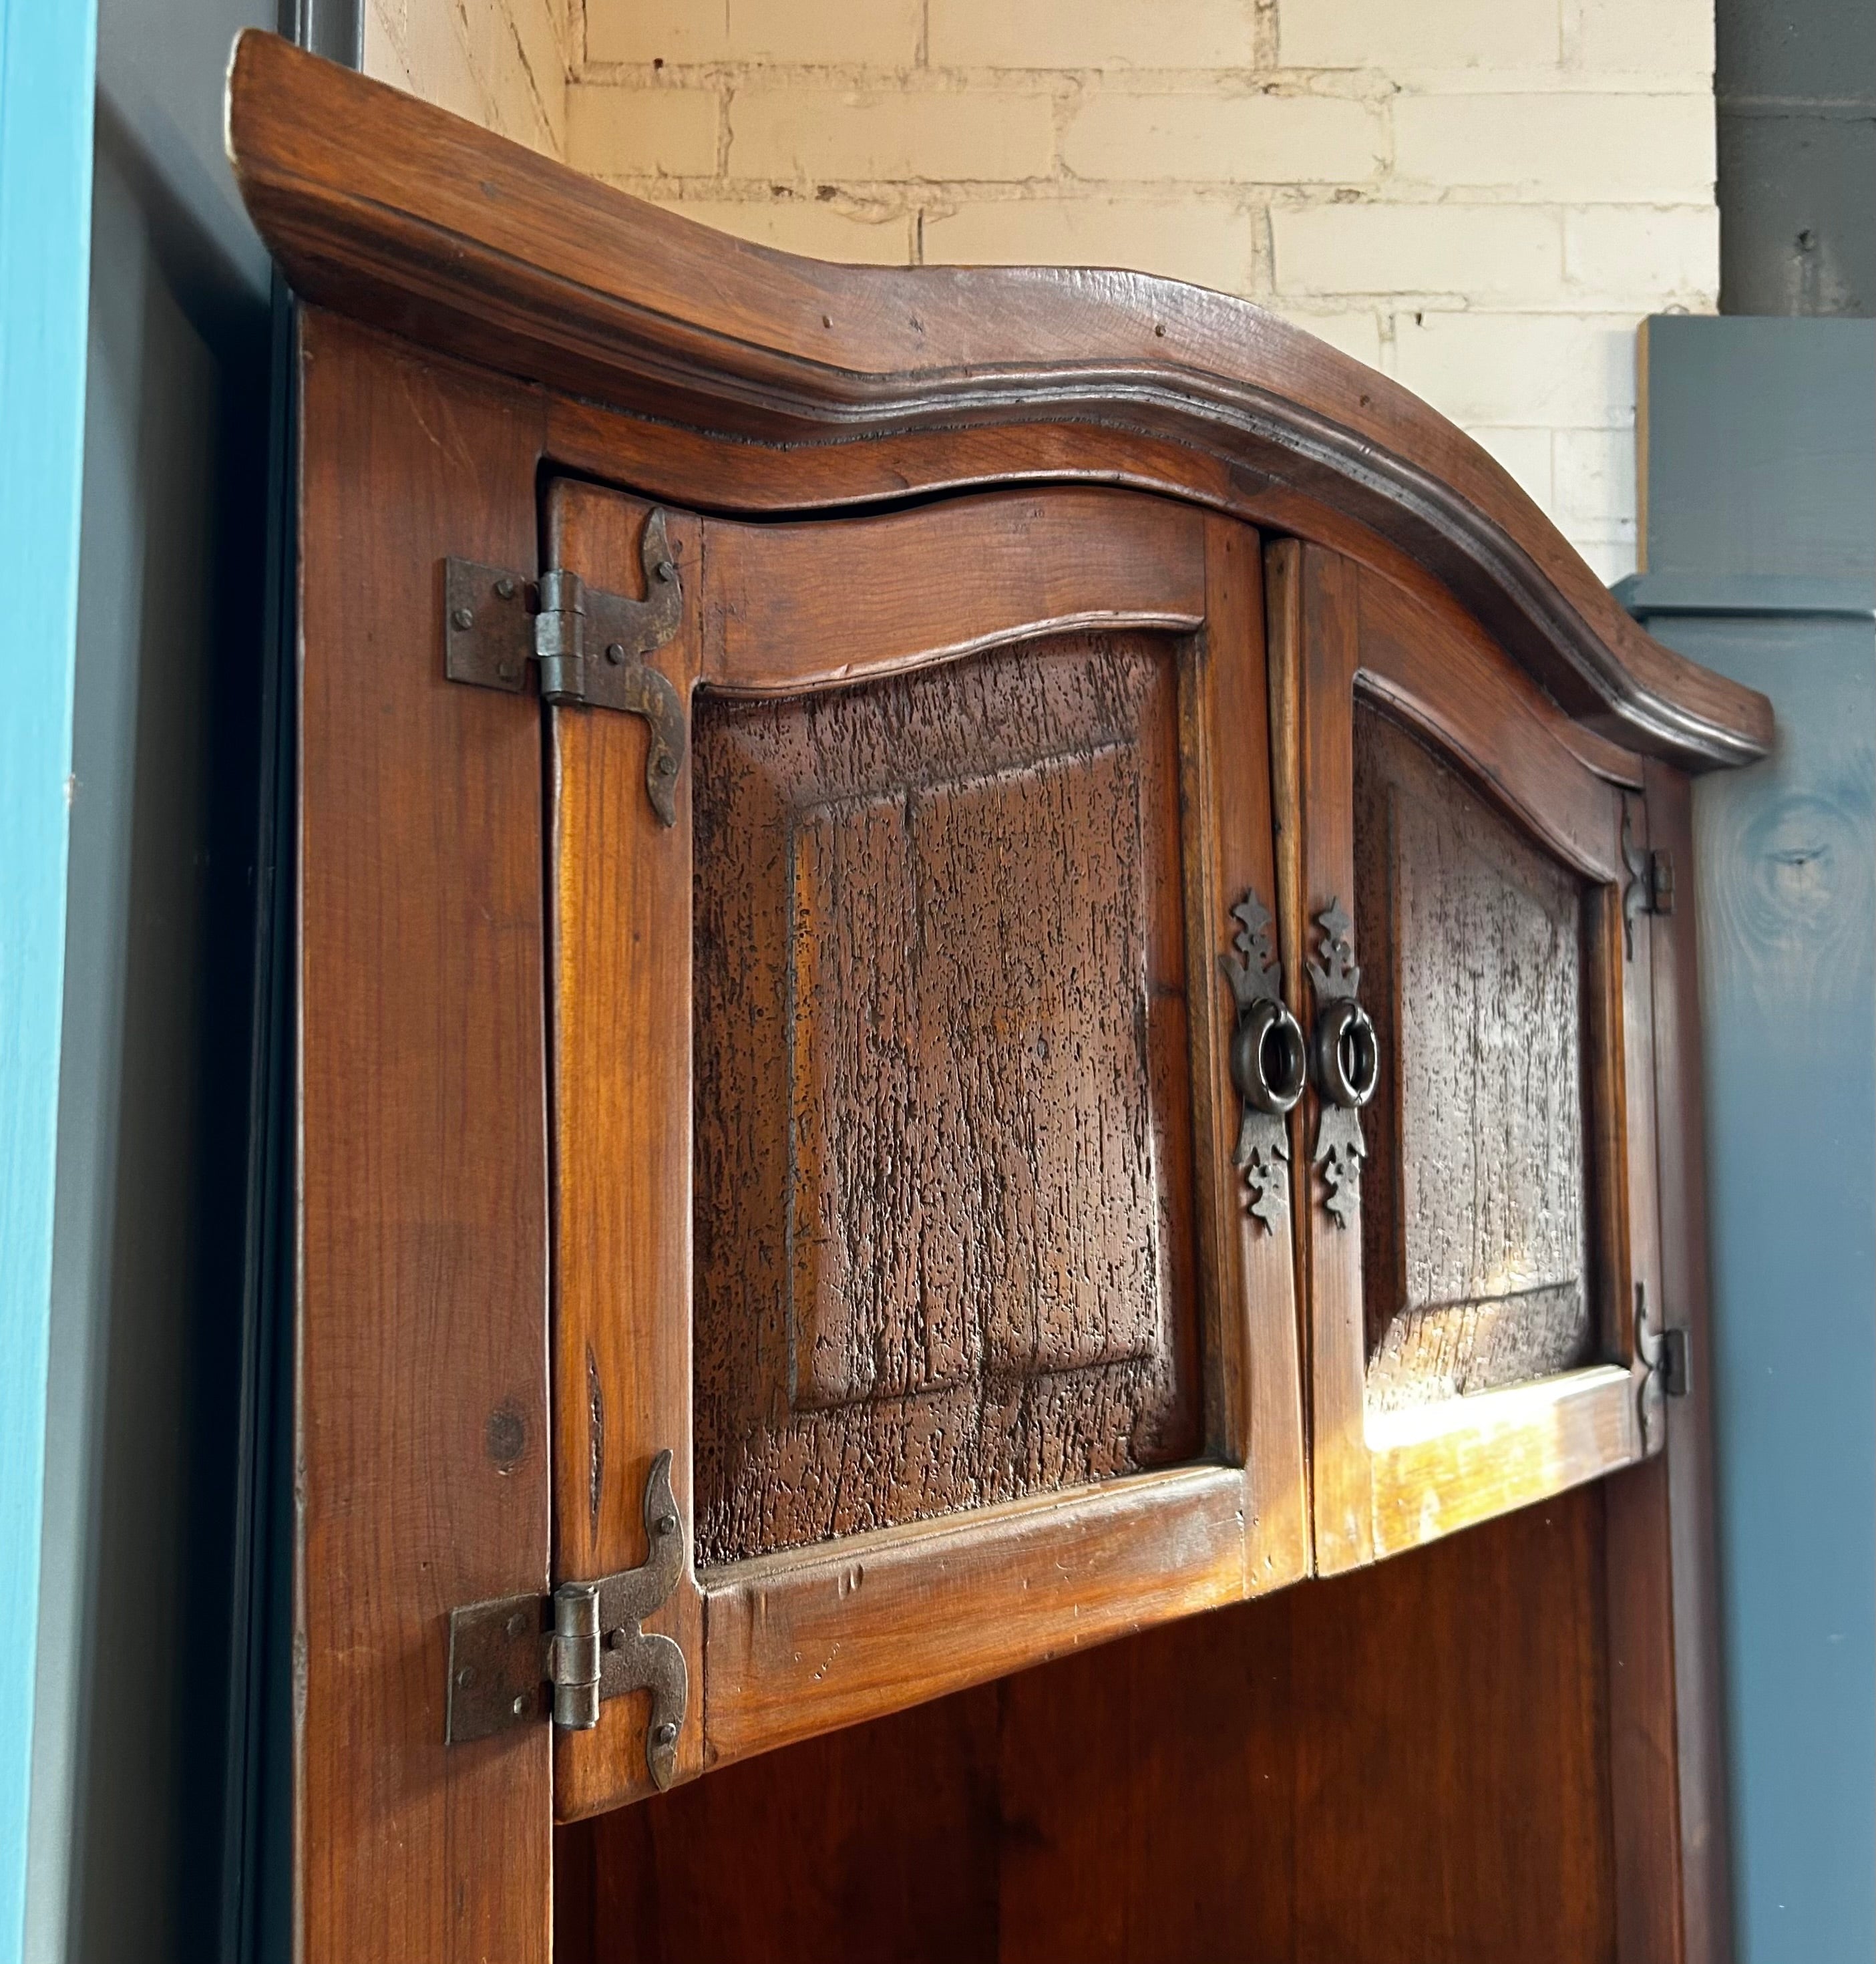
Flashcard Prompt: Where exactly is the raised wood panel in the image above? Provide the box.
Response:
[295,314,552,1961]
[693,634,1201,1565]
[1355,702,1594,1407]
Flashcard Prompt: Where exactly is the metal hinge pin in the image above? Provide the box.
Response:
[441,509,688,826]
[445,1450,690,1790]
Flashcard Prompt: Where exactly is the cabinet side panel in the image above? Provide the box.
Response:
[296,315,551,1961]
[1648,762,1732,1964]
[1602,759,1732,1964]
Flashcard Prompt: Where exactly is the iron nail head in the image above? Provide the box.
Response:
[604,642,625,665]
[654,1722,678,1746]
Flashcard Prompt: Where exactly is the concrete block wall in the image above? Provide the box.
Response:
[367,0,1722,581]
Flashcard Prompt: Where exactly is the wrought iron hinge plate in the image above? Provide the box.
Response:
[1621,799,1674,959]
[1634,1283,1692,1452]
[442,508,687,826]
[444,1450,689,1790]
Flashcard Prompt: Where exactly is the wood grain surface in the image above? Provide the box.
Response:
[1268,540,1372,1571]
[295,313,552,1961]
[560,1485,1618,1964]
[702,1465,1252,1768]
[693,633,1199,1563]
[546,482,707,1820]
[225,28,1771,773]
[1608,758,1732,1964]
[700,488,1205,694]
[542,481,1307,1792]
[1355,704,1593,1404]
[1187,517,1310,1585]
[1277,539,1658,1575]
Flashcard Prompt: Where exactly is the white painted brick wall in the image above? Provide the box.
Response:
[367,0,1720,581]
[365,0,567,158]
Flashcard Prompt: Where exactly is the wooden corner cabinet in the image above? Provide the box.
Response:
[232,31,1768,1964]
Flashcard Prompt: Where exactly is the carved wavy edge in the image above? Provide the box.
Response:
[226,30,1770,772]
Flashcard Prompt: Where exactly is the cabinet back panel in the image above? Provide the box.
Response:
[1354,699,1594,1408]
[557,1485,1616,1964]
[693,633,1201,1566]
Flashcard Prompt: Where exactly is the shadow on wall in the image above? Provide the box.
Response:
[27,2,284,1955]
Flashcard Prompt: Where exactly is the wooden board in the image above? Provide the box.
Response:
[701,488,1205,693]
[295,311,552,1963]
[546,484,707,1822]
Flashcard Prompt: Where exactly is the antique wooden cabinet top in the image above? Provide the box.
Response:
[228,32,1766,772]
[229,27,1760,1964]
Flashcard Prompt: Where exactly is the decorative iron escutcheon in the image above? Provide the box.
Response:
[1219,890,1306,1231]
[1307,899,1378,1229]
[445,1449,690,1790]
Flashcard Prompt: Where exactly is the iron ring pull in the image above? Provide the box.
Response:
[1313,995,1379,1109]
[1232,997,1308,1116]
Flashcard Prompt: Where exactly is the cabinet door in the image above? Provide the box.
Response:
[1270,541,1665,1574]
[548,483,1308,1817]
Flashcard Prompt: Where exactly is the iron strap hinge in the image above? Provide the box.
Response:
[441,508,687,826]
[1620,798,1676,960]
[444,1450,689,1791]
[1634,1284,1693,1454]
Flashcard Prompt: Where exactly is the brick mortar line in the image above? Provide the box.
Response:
[565,62,1714,98]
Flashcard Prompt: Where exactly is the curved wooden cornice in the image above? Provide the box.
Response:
[226,29,1769,769]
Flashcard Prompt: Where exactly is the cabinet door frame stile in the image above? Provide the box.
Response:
[546,485,709,1821]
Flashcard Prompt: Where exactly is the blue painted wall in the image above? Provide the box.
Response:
[1628,315,1876,1964]
[23,2,278,1959]
[0,2,99,1959]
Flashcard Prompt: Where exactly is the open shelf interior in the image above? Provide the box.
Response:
[557,1482,1619,1964]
